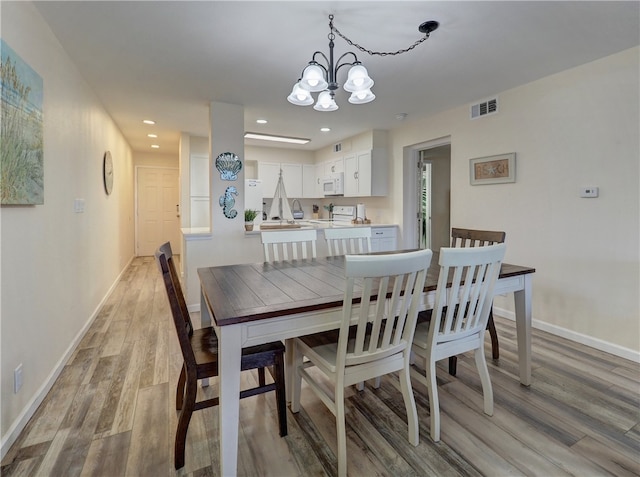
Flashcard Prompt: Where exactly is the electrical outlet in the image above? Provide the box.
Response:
[14,364,23,393]
[580,187,599,198]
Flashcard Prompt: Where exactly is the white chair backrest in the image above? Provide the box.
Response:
[324,227,372,256]
[341,249,432,368]
[261,229,317,262]
[430,244,506,346]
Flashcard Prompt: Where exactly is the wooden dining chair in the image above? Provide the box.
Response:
[154,242,287,469]
[411,243,506,442]
[261,228,317,261]
[447,228,506,375]
[291,249,432,477]
[324,227,372,256]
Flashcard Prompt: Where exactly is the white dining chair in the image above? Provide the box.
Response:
[324,227,372,256]
[324,227,376,389]
[261,229,317,262]
[291,249,433,477]
[411,243,506,442]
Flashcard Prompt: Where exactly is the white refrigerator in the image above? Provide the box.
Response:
[245,179,264,225]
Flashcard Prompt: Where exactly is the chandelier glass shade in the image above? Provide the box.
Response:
[288,15,375,112]
[288,14,438,112]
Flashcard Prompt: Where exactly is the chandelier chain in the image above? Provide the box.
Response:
[330,20,431,57]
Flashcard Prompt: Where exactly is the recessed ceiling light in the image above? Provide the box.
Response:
[147,133,158,138]
[244,132,310,145]
[143,119,156,125]
[151,144,160,149]
[256,119,268,124]
[320,127,331,132]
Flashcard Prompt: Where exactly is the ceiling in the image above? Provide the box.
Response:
[33,1,639,154]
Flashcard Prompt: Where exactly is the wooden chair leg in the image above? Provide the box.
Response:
[448,309,499,376]
[176,365,186,410]
[273,354,288,437]
[258,367,266,387]
[487,311,499,360]
[175,378,197,469]
[448,356,457,376]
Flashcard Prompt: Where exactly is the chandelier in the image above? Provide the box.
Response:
[288,14,439,112]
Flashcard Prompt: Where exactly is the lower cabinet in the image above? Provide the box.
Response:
[370,226,398,252]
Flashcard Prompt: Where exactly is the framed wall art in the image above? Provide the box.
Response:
[469,153,516,185]
[1,39,44,205]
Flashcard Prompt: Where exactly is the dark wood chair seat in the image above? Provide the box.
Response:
[155,242,287,469]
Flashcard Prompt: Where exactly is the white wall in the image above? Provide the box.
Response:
[1,2,135,454]
[133,151,178,168]
[245,145,314,165]
[391,47,640,356]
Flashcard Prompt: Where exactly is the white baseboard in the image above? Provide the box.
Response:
[0,256,135,460]
[494,306,640,364]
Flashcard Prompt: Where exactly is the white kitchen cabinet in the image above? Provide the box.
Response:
[258,162,303,199]
[343,149,387,197]
[190,155,210,197]
[314,163,325,197]
[189,155,210,227]
[190,197,210,228]
[343,153,358,196]
[258,162,279,198]
[281,163,303,198]
[323,157,344,176]
[302,164,321,198]
[370,226,397,252]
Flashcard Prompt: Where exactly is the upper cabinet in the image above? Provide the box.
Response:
[258,162,280,198]
[344,148,388,197]
[190,155,210,227]
[255,130,388,199]
[302,164,323,198]
[323,158,344,176]
[258,162,303,199]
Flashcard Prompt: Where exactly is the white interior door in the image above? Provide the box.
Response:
[137,167,180,256]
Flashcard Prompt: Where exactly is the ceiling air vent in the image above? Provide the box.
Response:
[470,97,498,119]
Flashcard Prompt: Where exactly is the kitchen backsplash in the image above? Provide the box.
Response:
[263,197,390,223]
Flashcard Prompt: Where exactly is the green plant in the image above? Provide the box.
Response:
[244,209,258,222]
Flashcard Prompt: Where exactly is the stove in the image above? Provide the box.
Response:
[331,205,356,223]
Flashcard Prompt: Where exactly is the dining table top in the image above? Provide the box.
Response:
[198,251,536,327]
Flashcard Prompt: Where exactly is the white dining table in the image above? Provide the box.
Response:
[198,253,535,476]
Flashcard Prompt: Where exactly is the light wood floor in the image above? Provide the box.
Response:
[2,256,639,476]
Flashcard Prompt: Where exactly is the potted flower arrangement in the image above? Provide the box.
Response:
[244,209,258,231]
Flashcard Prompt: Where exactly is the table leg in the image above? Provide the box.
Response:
[284,338,294,403]
[217,324,242,476]
[514,274,533,386]
[200,286,212,327]
[200,287,211,387]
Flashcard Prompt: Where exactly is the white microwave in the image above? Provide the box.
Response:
[322,172,344,196]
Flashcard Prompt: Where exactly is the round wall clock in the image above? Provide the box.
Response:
[103,151,114,195]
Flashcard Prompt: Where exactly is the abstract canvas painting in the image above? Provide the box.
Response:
[1,39,44,205]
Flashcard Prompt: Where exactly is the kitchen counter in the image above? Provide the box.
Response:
[245,221,398,235]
